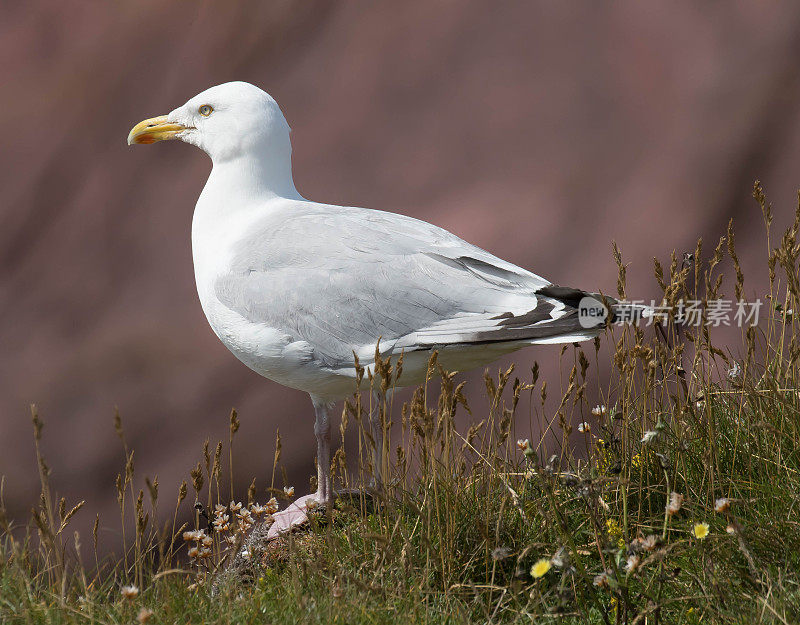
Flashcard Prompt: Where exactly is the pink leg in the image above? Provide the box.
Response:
[267,399,333,540]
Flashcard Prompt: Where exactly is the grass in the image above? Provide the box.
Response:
[1,181,800,624]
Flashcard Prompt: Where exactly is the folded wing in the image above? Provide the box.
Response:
[214,204,600,368]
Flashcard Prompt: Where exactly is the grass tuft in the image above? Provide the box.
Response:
[1,182,799,623]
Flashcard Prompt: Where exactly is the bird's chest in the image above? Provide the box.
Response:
[189,208,323,390]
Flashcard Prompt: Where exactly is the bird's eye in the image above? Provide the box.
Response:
[199,105,213,117]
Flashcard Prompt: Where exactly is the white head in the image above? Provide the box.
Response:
[127,81,292,165]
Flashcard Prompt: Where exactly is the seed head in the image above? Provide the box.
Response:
[550,547,568,568]
[593,572,610,588]
[727,362,742,380]
[491,546,512,561]
[624,554,641,573]
[641,431,658,444]
[120,585,139,600]
[666,492,683,516]
[714,498,731,513]
[641,534,659,552]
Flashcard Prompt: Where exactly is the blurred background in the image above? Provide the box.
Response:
[3,1,800,543]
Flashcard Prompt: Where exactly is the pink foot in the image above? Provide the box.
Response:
[266,494,324,540]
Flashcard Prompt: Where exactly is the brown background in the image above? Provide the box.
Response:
[2,1,800,542]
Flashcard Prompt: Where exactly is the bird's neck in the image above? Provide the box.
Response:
[202,149,302,212]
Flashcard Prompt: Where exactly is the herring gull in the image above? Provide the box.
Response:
[127,81,633,538]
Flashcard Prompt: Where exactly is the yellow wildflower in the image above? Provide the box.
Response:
[605,518,625,547]
[693,522,710,540]
[595,439,613,472]
[530,558,551,578]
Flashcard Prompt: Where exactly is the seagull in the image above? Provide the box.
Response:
[128,81,629,538]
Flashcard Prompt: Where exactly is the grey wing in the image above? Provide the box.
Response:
[214,205,595,368]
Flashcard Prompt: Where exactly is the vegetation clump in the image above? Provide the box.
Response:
[1,182,799,624]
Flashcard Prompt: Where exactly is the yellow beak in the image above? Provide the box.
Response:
[127,115,189,145]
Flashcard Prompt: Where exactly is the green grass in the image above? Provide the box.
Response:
[1,182,799,624]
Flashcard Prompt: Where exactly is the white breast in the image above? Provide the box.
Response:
[190,193,357,399]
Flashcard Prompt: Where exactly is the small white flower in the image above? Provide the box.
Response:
[715,498,731,513]
[284,486,295,497]
[214,503,227,515]
[250,503,266,517]
[187,546,200,559]
[641,431,658,444]
[121,585,140,599]
[213,513,230,528]
[577,422,591,433]
[266,497,279,514]
[229,501,243,512]
[727,362,742,380]
[201,535,213,548]
[182,529,203,542]
[240,548,251,560]
[591,405,607,417]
